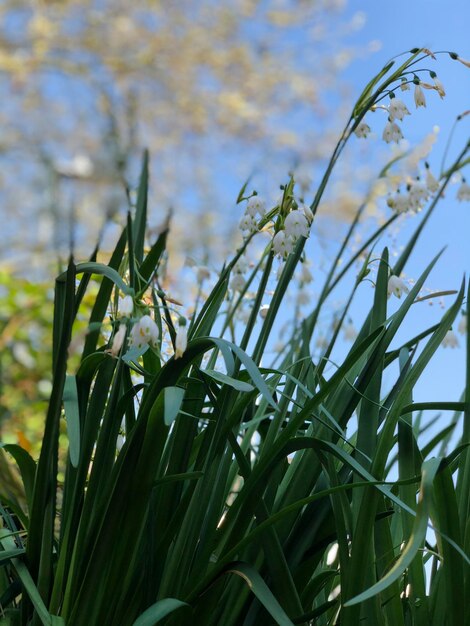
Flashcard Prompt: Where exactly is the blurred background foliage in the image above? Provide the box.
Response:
[0,0,371,269]
[0,270,101,458]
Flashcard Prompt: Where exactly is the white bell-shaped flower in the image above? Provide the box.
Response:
[414,84,426,108]
[457,180,470,201]
[442,330,459,348]
[175,319,188,359]
[284,209,310,240]
[354,122,371,138]
[118,295,134,317]
[110,324,127,356]
[388,97,410,122]
[382,121,403,144]
[245,196,266,218]
[387,275,409,299]
[272,230,295,259]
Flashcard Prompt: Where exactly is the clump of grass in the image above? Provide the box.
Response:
[0,49,469,626]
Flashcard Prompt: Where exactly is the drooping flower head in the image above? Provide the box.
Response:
[457,179,470,201]
[272,230,295,259]
[245,195,266,218]
[354,121,371,138]
[388,96,410,122]
[387,275,409,299]
[110,324,127,356]
[129,314,159,349]
[414,83,426,108]
[442,329,459,349]
[284,209,310,240]
[118,295,134,317]
[174,317,188,359]
[382,121,403,144]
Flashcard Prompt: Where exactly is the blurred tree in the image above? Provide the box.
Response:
[0,0,367,268]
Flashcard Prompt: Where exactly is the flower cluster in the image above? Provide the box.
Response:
[239,195,266,236]
[230,256,249,292]
[386,163,440,215]
[272,203,313,259]
[355,68,446,145]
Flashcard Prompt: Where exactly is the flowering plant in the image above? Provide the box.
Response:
[0,49,469,626]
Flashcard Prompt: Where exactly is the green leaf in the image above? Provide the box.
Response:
[132,598,189,626]
[352,60,394,117]
[236,178,251,203]
[202,368,254,392]
[60,262,133,295]
[133,150,149,266]
[164,387,185,426]
[227,342,277,409]
[0,548,25,564]
[0,531,64,626]
[0,444,36,512]
[63,376,80,468]
[220,561,294,626]
[344,457,442,606]
[122,344,150,364]
[139,229,168,285]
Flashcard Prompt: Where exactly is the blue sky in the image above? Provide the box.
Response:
[339,0,469,413]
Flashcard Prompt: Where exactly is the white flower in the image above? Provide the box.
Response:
[129,314,159,349]
[118,295,134,317]
[272,230,295,259]
[387,192,410,214]
[432,76,445,98]
[284,209,310,240]
[299,202,314,224]
[354,122,371,138]
[128,323,147,350]
[387,275,409,299]
[408,181,429,210]
[230,273,246,292]
[259,304,269,319]
[455,55,470,69]
[239,213,258,234]
[382,121,403,144]
[388,98,410,122]
[343,322,357,342]
[458,315,467,335]
[425,168,440,193]
[457,180,470,201]
[245,196,266,218]
[442,329,459,348]
[300,262,313,284]
[110,324,127,356]
[414,83,426,108]
[234,257,249,274]
[400,78,410,91]
[175,319,188,359]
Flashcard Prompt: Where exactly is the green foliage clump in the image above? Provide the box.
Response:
[0,50,469,626]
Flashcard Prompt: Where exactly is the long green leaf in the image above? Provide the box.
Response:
[132,598,188,626]
[344,457,442,606]
[63,375,80,468]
